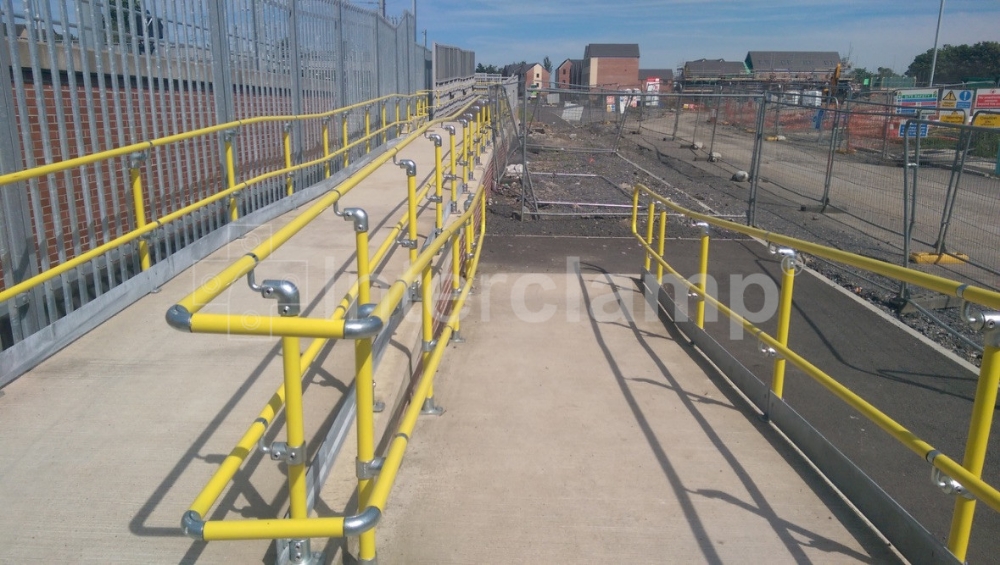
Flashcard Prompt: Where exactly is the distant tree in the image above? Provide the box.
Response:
[543,56,552,73]
[476,63,500,74]
[906,42,1000,85]
[852,67,873,85]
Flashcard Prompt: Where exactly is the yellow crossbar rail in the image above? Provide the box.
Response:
[0,93,427,305]
[173,95,496,563]
[631,183,1000,562]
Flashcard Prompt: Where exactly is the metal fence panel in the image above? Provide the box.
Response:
[0,0,429,359]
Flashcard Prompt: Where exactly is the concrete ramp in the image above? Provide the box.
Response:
[373,236,898,563]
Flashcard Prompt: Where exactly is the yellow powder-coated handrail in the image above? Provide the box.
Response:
[368,191,487,514]
[0,99,428,305]
[630,183,1000,516]
[174,101,475,317]
[0,93,421,188]
[190,186,487,543]
[183,107,474,522]
[185,176,438,523]
[631,185,1000,311]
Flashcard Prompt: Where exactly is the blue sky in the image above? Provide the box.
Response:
[384,0,999,74]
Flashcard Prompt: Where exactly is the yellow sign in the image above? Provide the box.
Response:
[940,113,965,124]
[973,113,1000,128]
[942,90,957,102]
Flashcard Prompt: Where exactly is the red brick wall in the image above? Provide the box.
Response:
[594,57,640,89]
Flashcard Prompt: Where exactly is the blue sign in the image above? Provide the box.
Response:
[899,123,929,138]
[957,90,973,109]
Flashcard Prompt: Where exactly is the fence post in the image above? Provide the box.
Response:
[207,0,235,192]
[0,29,45,342]
[288,0,304,169]
[747,96,767,226]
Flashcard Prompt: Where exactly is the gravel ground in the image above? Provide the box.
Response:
[487,105,985,365]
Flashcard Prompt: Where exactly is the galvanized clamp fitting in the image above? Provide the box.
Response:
[422,339,438,353]
[128,150,148,169]
[691,220,710,236]
[961,301,1000,348]
[426,133,442,147]
[283,121,293,133]
[931,466,975,500]
[444,125,456,136]
[287,539,312,565]
[356,457,385,480]
[755,329,777,357]
[450,201,460,214]
[426,194,443,203]
[247,269,301,317]
[397,237,418,249]
[687,289,705,303]
[769,245,800,274]
[341,207,369,233]
[259,441,305,465]
[221,127,239,142]
[397,158,417,177]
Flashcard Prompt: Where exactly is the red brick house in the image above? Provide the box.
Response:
[556,58,584,89]
[582,44,640,90]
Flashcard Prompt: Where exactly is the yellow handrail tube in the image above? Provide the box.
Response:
[948,344,1000,560]
[283,335,308,520]
[770,254,797,398]
[225,134,239,221]
[129,158,150,271]
[283,126,294,196]
[630,183,1000,546]
[656,211,666,284]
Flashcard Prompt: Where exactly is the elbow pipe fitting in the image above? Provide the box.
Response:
[341,207,369,233]
[181,511,205,540]
[343,506,382,536]
[427,133,442,147]
[344,314,384,339]
[166,304,193,332]
[458,119,468,128]
[397,158,417,177]
[444,125,456,135]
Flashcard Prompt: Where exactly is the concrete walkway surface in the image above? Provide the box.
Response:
[371,237,900,564]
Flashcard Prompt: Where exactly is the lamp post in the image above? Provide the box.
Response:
[928,0,945,87]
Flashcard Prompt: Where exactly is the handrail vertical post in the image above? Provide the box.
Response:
[419,257,442,414]
[283,123,294,196]
[395,100,401,138]
[696,222,710,329]
[128,152,150,271]
[397,160,419,266]
[433,137,444,232]
[644,201,656,272]
[282,333,308,524]
[656,211,667,284]
[351,214,378,563]
[322,119,331,179]
[381,102,387,145]
[342,114,350,169]
[771,249,797,398]
[364,107,371,154]
[446,125,458,213]
[223,130,239,221]
[948,328,1000,561]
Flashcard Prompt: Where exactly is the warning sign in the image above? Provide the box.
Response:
[942,90,957,105]
[940,113,966,124]
[976,88,1000,110]
[973,113,1000,128]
